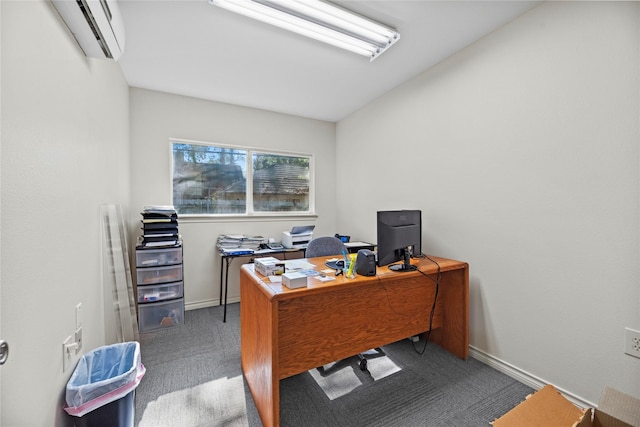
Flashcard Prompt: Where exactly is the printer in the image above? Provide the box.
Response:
[281,225,315,249]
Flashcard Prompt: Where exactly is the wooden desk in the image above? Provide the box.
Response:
[240,255,469,427]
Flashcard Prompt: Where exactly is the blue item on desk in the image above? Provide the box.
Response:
[335,234,350,243]
[221,248,254,255]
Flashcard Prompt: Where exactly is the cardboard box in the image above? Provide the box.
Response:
[282,272,308,289]
[593,387,640,427]
[492,384,640,427]
[254,257,285,276]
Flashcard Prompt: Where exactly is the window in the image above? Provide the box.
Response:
[172,140,313,216]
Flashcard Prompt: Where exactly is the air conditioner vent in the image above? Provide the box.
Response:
[52,0,125,61]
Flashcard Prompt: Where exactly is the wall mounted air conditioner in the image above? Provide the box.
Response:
[52,0,125,61]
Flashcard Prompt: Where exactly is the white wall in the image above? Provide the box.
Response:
[336,1,640,405]
[129,88,336,309]
[1,1,130,425]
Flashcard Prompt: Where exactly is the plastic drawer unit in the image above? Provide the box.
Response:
[137,298,184,332]
[135,247,182,267]
[137,281,184,303]
[136,265,183,286]
[135,245,184,333]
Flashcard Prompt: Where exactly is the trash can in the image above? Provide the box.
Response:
[64,342,145,427]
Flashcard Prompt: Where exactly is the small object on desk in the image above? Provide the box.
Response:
[314,274,336,282]
[259,242,285,250]
[268,275,282,283]
[284,259,315,270]
[345,254,356,278]
[255,257,285,276]
[282,272,308,289]
[325,260,345,271]
[297,269,319,277]
[356,249,377,276]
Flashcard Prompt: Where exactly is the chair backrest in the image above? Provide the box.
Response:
[306,236,347,258]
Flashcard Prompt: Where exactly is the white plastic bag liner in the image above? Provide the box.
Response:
[64,342,145,417]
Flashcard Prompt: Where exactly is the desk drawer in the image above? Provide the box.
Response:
[137,281,183,303]
[136,265,183,285]
[136,247,182,267]
[138,298,184,333]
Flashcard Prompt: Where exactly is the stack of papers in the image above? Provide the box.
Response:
[139,206,180,248]
[216,234,267,254]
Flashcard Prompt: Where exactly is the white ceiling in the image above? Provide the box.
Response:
[118,0,540,122]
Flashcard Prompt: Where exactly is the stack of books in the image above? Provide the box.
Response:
[139,206,180,248]
[216,234,266,255]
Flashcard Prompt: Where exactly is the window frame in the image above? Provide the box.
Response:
[171,138,316,219]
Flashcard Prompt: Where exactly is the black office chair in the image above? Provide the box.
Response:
[306,236,384,373]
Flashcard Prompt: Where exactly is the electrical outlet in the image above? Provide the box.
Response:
[62,336,74,372]
[75,326,83,354]
[624,327,640,359]
[75,303,82,328]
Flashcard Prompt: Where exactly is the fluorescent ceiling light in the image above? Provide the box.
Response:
[209,0,400,61]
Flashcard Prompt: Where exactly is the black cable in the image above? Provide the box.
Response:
[412,255,440,355]
[377,255,441,354]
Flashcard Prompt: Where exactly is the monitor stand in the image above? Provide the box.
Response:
[389,248,417,272]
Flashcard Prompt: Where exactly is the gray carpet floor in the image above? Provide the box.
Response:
[134,303,532,426]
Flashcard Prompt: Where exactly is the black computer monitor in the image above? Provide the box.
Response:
[376,210,422,272]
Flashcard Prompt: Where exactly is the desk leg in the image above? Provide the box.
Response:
[219,256,224,307]
[223,257,233,323]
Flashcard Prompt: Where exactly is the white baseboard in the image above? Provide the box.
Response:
[469,345,595,409]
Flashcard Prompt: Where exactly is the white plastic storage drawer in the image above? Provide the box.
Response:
[137,282,183,303]
[136,247,182,267]
[136,265,182,286]
[138,298,184,333]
